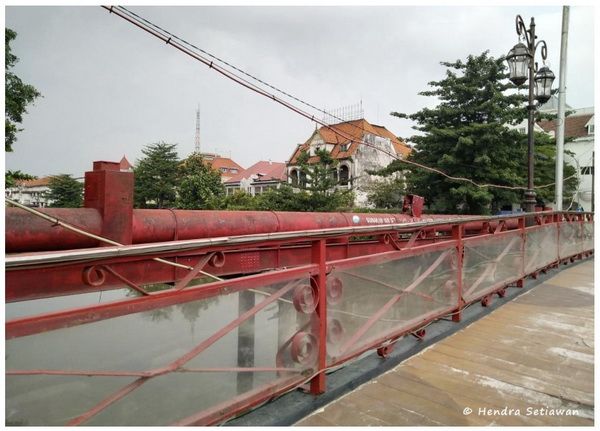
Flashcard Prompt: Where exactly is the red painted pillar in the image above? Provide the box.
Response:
[84,161,134,245]
[516,216,526,287]
[452,224,463,322]
[310,239,327,394]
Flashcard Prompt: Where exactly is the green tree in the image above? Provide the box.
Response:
[5,170,36,188]
[46,174,83,208]
[387,51,576,214]
[220,190,258,210]
[293,149,354,211]
[255,185,309,211]
[365,177,406,209]
[176,153,225,209]
[134,142,179,208]
[5,28,41,152]
[529,131,578,208]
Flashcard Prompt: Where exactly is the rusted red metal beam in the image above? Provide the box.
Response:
[6,265,316,339]
[61,277,303,426]
[310,239,327,394]
[5,237,442,302]
[67,377,149,426]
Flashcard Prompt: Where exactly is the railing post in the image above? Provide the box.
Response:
[556,212,562,264]
[517,216,526,287]
[578,213,585,258]
[451,224,463,322]
[310,239,327,394]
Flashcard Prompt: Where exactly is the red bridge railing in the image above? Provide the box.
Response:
[5,211,594,425]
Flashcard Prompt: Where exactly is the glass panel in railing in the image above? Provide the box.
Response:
[325,247,459,365]
[583,222,594,252]
[559,222,583,259]
[525,224,558,273]
[6,276,314,426]
[462,232,523,303]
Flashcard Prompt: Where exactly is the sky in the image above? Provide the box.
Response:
[4,4,596,178]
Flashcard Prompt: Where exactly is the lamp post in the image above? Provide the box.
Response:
[506,15,555,213]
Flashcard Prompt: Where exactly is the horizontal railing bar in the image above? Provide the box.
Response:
[6,264,316,339]
[8,211,589,269]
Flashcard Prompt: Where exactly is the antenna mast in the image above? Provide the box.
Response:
[194,105,201,153]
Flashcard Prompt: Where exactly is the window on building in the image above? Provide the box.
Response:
[230,168,238,174]
[581,166,594,176]
[339,165,350,186]
[299,171,307,188]
[290,169,299,186]
[340,143,349,152]
[588,124,594,135]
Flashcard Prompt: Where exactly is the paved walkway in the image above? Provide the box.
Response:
[297,259,594,426]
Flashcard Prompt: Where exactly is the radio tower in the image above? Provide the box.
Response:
[194,105,201,153]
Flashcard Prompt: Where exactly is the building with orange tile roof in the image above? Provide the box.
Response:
[200,153,244,182]
[119,155,133,172]
[6,176,53,207]
[224,160,287,196]
[287,118,411,206]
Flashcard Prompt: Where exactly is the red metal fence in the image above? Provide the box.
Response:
[5,211,593,426]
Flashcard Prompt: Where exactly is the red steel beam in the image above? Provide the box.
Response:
[64,278,301,426]
[67,377,149,426]
[6,265,316,339]
[6,237,441,302]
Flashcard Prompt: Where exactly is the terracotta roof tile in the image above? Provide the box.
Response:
[204,157,244,174]
[225,161,287,184]
[288,119,410,164]
[119,156,133,171]
[16,177,52,187]
[538,114,594,139]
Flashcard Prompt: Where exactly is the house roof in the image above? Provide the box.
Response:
[538,113,594,139]
[119,156,133,171]
[16,177,52,187]
[225,161,287,184]
[204,157,244,173]
[288,118,411,164]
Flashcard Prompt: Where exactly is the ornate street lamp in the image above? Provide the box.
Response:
[506,15,555,213]
[534,66,556,104]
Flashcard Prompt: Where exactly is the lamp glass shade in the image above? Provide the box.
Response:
[534,66,555,104]
[506,42,530,86]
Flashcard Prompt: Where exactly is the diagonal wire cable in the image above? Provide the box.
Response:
[104,5,574,192]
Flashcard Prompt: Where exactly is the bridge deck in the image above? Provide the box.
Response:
[296,259,594,426]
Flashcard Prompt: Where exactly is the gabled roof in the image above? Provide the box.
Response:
[16,177,52,187]
[204,157,244,173]
[288,118,410,164]
[225,161,287,184]
[119,155,133,171]
[538,113,594,139]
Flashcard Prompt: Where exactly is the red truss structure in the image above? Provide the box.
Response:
[5,161,594,426]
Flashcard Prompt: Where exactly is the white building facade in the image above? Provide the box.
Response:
[286,119,411,207]
[538,106,594,211]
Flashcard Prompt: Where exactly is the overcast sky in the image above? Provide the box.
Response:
[4,4,595,178]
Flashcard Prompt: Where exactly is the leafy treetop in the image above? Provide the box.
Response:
[46,174,83,208]
[5,28,41,152]
[386,51,575,214]
[176,153,225,209]
[134,142,180,209]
